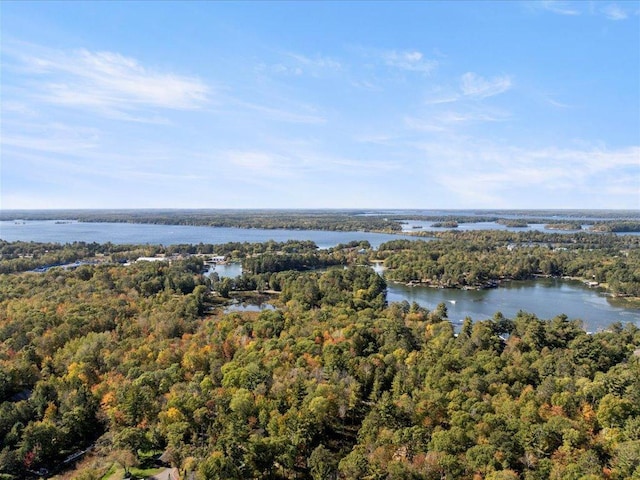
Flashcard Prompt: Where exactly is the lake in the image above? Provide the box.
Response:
[212,263,639,331]
[0,220,419,249]
[400,220,639,235]
[387,278,640,332]
[2,220,638,330]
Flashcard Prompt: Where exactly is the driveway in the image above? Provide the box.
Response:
[150,467,179,480]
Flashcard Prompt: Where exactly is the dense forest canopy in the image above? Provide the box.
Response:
[0,236,639,480]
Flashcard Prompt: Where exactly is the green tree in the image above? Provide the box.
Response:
[308,444,337,480]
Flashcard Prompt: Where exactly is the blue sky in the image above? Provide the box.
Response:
[1,1,639,209]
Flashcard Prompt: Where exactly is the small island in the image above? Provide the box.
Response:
[545,222,583,231]
[431,220,459,228]
[496,218,529,228]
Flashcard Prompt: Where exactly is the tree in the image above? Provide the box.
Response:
[111,449,138,478]
[112,426,150,465]
[197,451,240,480]
[308,444,337,480]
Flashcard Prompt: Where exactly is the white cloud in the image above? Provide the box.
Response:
[286,52,342,70]
[545,97,571,108]
[404,117,447,132]
[381,50,437,73]
[233,100,326,124]
[6,43,209,118]
[265,63,304,76]
[535,1,636,20]
[601,3,628,20]
[1,100,39,118]
[354,133,396,144]
[262,51,341,78]
[404,105,510,134]
[436,109,510,124]
[460,72,513,99]
[350,79,382,91]
[413,138,640,207]
[223,150,296,175]
[539,1,581,16]
[1,122,100,154]
[425,94,460,105]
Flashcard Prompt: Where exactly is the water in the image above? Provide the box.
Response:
[388,209,640,222]
[387,278,640,331]
[211,262,639,330]
[224,302,276,313]
[399,220,636,235]
[0,220,419,249]
[224,301,276,313]
[2,220,638,329]
[2,220,635,248]
[209,263,243,278]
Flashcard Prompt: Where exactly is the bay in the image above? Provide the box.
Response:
[213,263,639,330]
[2,220,638,330]
[0,220,419,249]
[387,278,640,331]
[400,220,639,235]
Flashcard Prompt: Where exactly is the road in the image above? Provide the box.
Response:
[150,467,179,480]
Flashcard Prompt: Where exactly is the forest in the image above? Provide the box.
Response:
[0,236,639,480]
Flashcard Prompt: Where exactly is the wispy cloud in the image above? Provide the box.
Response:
[1,120,102,155]
[222,150,299,178]
[425,94,460,105]
[233,100,326,124]
[404,117,447,132]
[350,79,382,91]
[414,139,640,207]
[381,49,437,73]
[263,63,303,76]
[601,3,629,20]
[545,96,571,108]
[460,72,513,99]
[286,52,341,71]
[437,109,510,124]
[5,42,210,119]
[404,106,510,134]
[424,73,513,106]
[535,1,637,20]
[354,133,397,144]
[261,51,341,77]
[539,1,581,16]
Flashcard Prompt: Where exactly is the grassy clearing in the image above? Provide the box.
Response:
[102,465,164,480]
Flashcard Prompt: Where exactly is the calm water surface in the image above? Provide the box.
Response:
[213,263,639,330]
[387,278,640,332]
[209,263,243,278]
[400,220,639,235]
[0,220,418,249]
[224,301,276,313]
[3,220,638,330]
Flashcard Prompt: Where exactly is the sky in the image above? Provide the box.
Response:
[1,1,639,210]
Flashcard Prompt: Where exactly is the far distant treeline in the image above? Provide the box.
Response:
[1,210,403,233]
[2,231,639,300]
[2,209,640,232]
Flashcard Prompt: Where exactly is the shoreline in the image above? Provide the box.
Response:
[386,274,640,304]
